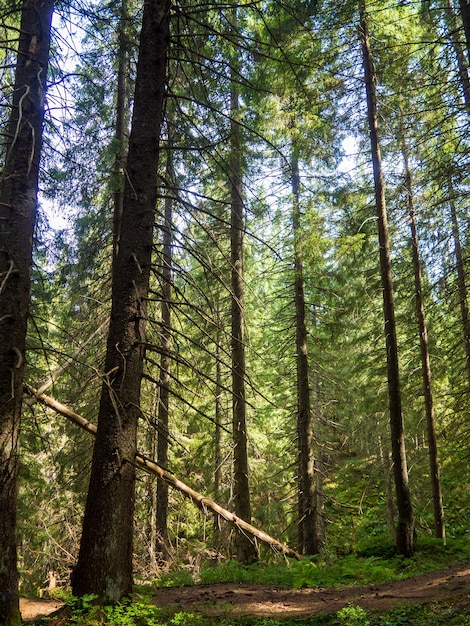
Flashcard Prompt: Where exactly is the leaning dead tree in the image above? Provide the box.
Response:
[25,384,301,561]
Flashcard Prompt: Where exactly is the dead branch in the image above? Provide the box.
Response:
[24,383,301,561]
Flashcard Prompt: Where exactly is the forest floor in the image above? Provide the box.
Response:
[20,562,470,623]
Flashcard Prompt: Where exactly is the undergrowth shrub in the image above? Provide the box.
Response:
[51,595,203,626]
[159,537,470,591]
[153,568,195,588]
[337,604,370,626]
[199,560,294,586]
[290,555,398,589]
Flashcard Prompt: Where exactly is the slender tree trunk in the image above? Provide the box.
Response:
[401,137,445,542]
[459,0,470,63]
[312,368,326,548]
[449,189,470,391]
[291,143,321,556]
[230,64,257,565]
[445,0,470,109]
[0,1,53,622]
[147,383,159,574]
[112,0,129,261]
[377,434,396,537]
[359,1,414,557]
[155,150,173,563]
[71,0,170,601]
[213,338,223,545]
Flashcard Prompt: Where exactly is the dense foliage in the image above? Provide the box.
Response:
[2,0,470,613]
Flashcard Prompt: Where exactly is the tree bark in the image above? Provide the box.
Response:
[359,1,414,557]
[0,0,53,622]
[71,0,170,602]
[291,143,321,556]
[230,63,257,564]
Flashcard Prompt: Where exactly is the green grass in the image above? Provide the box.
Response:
[163,535,470,591]
[38,600,470,626]
[40,537,470,625]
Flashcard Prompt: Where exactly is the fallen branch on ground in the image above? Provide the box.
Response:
[25,383,301,561]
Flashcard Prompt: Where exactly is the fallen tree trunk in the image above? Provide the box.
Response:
[25,383,301,561]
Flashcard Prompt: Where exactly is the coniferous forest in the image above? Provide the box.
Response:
[2,0,470,624]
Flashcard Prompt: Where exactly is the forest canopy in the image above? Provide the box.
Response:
[2,0,470,622]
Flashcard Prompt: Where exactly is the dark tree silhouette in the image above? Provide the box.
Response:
[71,0,170,601]
[0,0,53,622]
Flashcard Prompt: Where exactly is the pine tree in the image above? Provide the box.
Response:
[230,51,258,565]
[0,0,53,621]
[359,0,414,557]
[291,136,322,555]
[71,0,170,600]
[155,143,174,563]
[401,131,445,541]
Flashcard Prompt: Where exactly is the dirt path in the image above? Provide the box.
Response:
[151,563,470,618]
[21,562,470,622]
[20,597,65,623]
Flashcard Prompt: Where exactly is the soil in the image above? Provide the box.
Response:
[20,562,470,623]
[20,598,65,623]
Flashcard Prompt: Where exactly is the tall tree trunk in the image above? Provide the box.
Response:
[449,188,470,391]
[445,0,470,109]
[71,0,170,601]
[147,383,159,574]
[230,65,257,565]
[213,338,223,545]
[377,434,396,537]
[459,0,470,63]
[359,1,414,557]
[291,143,321,556]
[0,0,53,622]
[402,136,445,542]
[312,368,326,548]
[112,0,129,261]
[155,149,173,563]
